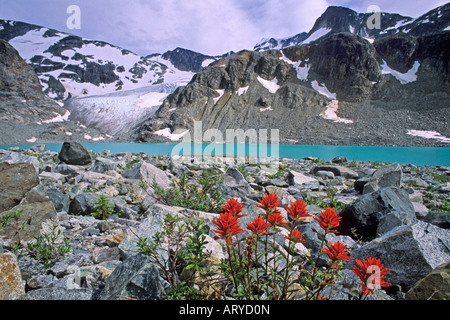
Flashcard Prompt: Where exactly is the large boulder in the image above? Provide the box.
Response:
[355,163,403,194]
[122,161,170,189]
[58,142,92,165]
[338,187,416,239]
[99,253,167,300]
[218,167,253,198]
[0,187,57,242]
[350,221,450,291]
[406,262,450,300]
[0,163,40,212]
[310,165,359,180]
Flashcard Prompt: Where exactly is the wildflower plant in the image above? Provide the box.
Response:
[210,194,392,300]
[136,194,392,300]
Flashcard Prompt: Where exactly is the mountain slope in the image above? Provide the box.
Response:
[0,39,107,144]
[135,4,450,147]
[0,19,220,137]
[0,20,196,101]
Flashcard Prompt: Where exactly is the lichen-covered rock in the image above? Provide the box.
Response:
[406,262,450,300]
[0,252,25,300]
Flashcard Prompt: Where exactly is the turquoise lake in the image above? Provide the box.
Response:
[1,143,449,166]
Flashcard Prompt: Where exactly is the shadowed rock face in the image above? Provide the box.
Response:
[0,39,43,99]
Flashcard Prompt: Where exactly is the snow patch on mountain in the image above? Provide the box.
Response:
[257,76,280,94]
[279,52,310,81]
[154,128,189,141]
[321,100,353,124]
[381,60,420,84]
[214,89,225,103]
[236,86,249,96]
[407,130,450,143]
[303,28,331,44]
[311,81,336,99]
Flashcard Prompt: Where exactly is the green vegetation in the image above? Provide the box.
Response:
[152,171,225,213]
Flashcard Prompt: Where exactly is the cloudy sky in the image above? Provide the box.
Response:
[0,0,447,56]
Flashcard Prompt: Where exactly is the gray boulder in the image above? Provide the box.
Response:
[350,220,450,291]
[45,188,70,213]
[0,162,40,212]
[219,167,253,197]
[99,253,167,300]
[355,163,402,194]
[0,187,57,242]
[58,142,92,165]
[69,193,100,216]
[122,161,170,189]
[91,157,120,173]
[406,262,450,300]
[338,187,416,239]
[310,165,359,180]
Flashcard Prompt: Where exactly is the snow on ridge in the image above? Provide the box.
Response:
[136,91,170,108]
[279,52,310,81]
[42,110,71,124]
[407,130,450,143]
[257,76,280,94]
[381,60,420,84]
[303,28,331,44]
[154,128,189,141]
[311,80,336,100]
[202,59,215,68]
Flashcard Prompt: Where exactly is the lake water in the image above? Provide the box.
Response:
[1,142,449,166]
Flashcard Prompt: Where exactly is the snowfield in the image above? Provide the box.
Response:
[257,76,280,94]
[381,60,420,84]
[65,84,175,136]
[311,81,353,124]
[407,130,450,143]
[279,52,310,81]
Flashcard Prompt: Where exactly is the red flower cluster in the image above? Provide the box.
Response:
[246,217,271,237]
[257,193,281,212]
[321,241,352,269]
[352,257,391,296]
[212,198,247,244]
[285,199,311,222]
[284,229,305,243]
[222,198,246,218]
[267,212,288,228]
[314,207,341,234]
[212,211,245,244]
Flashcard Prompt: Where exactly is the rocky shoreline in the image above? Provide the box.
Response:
[0,142,449,300]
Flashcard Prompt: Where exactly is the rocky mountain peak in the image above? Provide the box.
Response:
[0,39,43,100]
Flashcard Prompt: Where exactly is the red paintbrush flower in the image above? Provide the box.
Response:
[212,211,245,244]
[314,207,341,234]
[246,217,271,237]
[284,229,305,243]
[321,241,352,263]
[256,193,281,212]
[267,211,289,228]
[352,257,391,296]
[285,199,311,222]
[222,198,246,218]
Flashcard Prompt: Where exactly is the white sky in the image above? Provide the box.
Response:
[0,0,447,56]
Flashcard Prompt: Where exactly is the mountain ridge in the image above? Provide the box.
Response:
[0,4,449,146]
